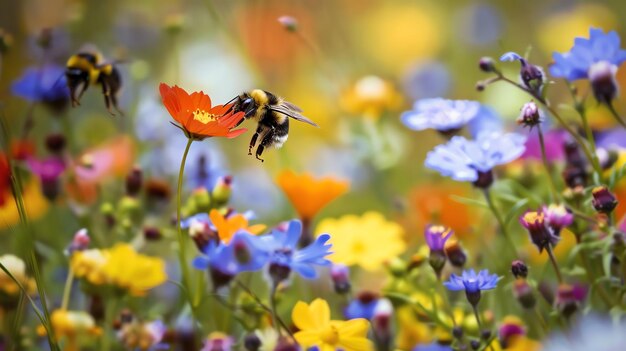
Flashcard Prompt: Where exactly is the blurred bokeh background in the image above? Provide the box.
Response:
[2,0,626,236]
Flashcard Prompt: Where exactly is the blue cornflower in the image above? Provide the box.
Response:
[11,64,69,107]
[467,105,503,138]
[444,269,500,306]
[192,231,269,289]
[261,220,332,282]
[401,98,481,134]
[550,28,626,103]
[344,292,380,320]
[424,131,526,188]
[413,342,453,351]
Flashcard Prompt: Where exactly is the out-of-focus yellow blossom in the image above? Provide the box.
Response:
[395,306,432,350]
[276,170,349,221]
[357,4,442,72]
[292,298,373,351]
[40,309,101,351]
[340,76,403,119]
[118,320,166,351]
[316,211,405,271]
[0,178,49,230]
[71,249,108,286]
[101,244,167,296]
[537,4,617,53]
[0,254,36,295]
[505,336,542,351]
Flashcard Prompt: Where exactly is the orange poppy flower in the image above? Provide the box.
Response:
[159,83,247,140]
[209,209,266,243]
[276,170,349,221]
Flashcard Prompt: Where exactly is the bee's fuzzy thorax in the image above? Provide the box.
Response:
[250,89,268,105]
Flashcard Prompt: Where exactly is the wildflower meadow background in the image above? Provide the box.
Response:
[2,0,626,350]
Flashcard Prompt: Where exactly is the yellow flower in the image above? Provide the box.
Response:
[340,76,403,119]
[0,254,36,295]
[40,309,101,351]
[316,212,405,271]
[395,306,432,350]
[71,249,108,286]
[102,244,167,296]
[209,209,266,243]
[276,170,349,221]
[0,178,49,230]
[292,298,373,351]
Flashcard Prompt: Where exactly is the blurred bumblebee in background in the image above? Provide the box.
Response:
[227,89,318,162]
[65,45,123,115]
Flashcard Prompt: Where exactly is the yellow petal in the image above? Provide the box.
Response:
[337,318,370,336]
[339,337,374,351]
[309,298,331,329]
[294,330,321,347]
[292,301,316,331]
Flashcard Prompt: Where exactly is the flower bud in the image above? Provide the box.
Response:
[542,204,574,236]
[277,16,299,32]
[210,268,234,291]
[145,179,171,202]
[269,262,291,284]
[211,175,232,207]
[480,330,491,341]
[555,283,587,319]
[510,260,528,279]
[330,264,351,294]
[201,332,233,351]
[190,188,211,213]
[274,337,299,351]
[472,170,494,189]
[188,221,217,251]
[428,250,446,277]
[444,240,467,268]
[470,340,480,350]
[66,228,90,255]
[520,63,544,93]
[117,195,142,223]
[592,186,618,214]
[244,333,261,351]
[125,167,143,197]
[143,226,162,241]
[479,57,496,73]
[475,82,486,91]
[100,202,116,228]
[407,245,429,271]
[513,279,535,309]
[517,101,541,127]
[498,316,526,348]
[597,148,619,170]
[520,210,559,253]
[372,298,393,346]
[589,61,619,104]
[452,326,463,340]
[45,133,67,154]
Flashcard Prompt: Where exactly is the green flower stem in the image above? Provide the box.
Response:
[579,249,616,307]
[482,189,518,258]
[472,304,482,329]
[545,244,563,284]
[269,282,281,335]
[607,102,626,129]
[176,138,194,309]
[532,307,548,336]
[100,296,118,351]
[61,267,75,311]
[536,124,560,203]
[236,280,295,340]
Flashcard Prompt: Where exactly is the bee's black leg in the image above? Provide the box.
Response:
[255,130,274,162]
[110,93,124,116]
[101,82,115,116]
[248,125,264,155]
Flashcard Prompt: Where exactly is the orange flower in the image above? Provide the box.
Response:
[276,170,349,221]
[209,209,266,243]
[159,83,246,140]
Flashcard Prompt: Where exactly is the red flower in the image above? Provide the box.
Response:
[159,83,246,140]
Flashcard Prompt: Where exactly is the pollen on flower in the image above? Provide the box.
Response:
[192,108,218,124]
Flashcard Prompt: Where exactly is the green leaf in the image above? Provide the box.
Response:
[450,195,488,209]
[561,265,587,278]
[503,198,529,226]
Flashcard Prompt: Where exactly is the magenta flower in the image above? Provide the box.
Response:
[542,204,574,236]
[424,225,453,252]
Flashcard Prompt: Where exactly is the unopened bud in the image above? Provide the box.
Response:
[472,170,494,189]
[190,188,211,213]
[444,240,467,268]
[330,264,351,294]
[520,63,544,93]
[511,260,528,279]
[517,101,541,127]
[45,133,67,153]
[244,333,261,351]
[555,283,587,319]
[277,16,298,32]
[592,186,618,214]
[470,340,480,350]
[479,57,496,73]
[211,175,232,206]
[513,279,536,309]
[372,299,392,347]
[125,167,143,197]
[143,226,162,241]
[589,61,619,104]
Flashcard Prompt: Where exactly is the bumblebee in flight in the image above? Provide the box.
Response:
[65,47,123,115]
[227,89,318,162]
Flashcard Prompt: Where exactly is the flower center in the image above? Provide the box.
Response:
[192,109,218,124]
[319,325,340,345]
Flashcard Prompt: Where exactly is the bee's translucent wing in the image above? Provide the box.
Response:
[270,105,319,127]
[282,100,304,112]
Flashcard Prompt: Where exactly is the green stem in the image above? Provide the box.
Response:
[532,307,548,337]
[176,138,194,308]
[536,124,560,203]
[100,296,118,351]
[482,188,518,258]
[545,244,563,284]
[61,267,74,310]
[236,280,294,339]
[269,282,280,335]
[607,103,626,129]
[472,304,482,329]
[579,249,616,307]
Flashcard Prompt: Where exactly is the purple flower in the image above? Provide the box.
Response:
[520,210,560,253]
[467,105,503,138]
[424,132,526,186]
[261,220,332,281]
[550,28,626,82]
[542,204,574,235]
[401,98,480,133]
[11,64,69,106]
[444,269,500,306]
[521,129,568,162]
[424,225,453,251]
[500,51,545,92]
[27,156,66,200]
